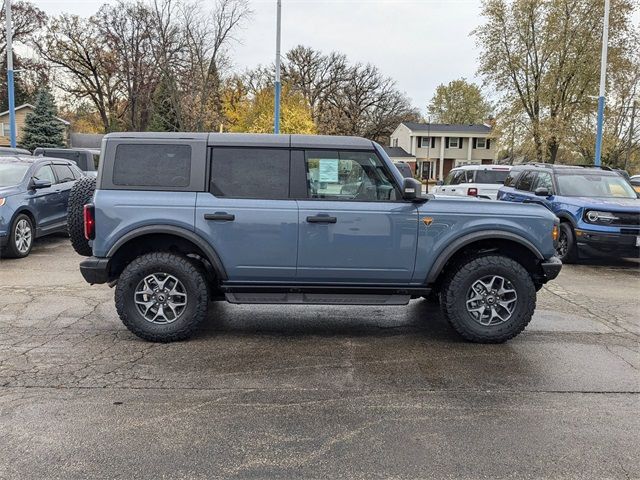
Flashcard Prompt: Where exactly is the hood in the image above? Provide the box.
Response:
[0,185,22,198]
[561,196,640,211]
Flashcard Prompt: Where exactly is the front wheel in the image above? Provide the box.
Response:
[115,252,209,342]
[441,255,536,343]
[3,214,34,258]
[555,223,577,263]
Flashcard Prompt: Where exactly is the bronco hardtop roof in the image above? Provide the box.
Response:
[103,132,376,151]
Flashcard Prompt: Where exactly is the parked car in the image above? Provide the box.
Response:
[33,147,100,177]
[433,165,511,200]
[73,132,561,344]
[0,146,31,156]
[498,163,640,262]
[630,175,640,194]
[0,156,84,258]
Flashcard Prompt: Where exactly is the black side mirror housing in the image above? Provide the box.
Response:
[402,178,425,202]
[534,187,550,197]
[31,178,52,190]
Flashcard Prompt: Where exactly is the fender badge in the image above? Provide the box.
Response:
[422,217,433,226]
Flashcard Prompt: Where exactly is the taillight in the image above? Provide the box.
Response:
[467,187,478,196]
[84,204,95,240]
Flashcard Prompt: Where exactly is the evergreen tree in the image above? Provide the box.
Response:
[20,89,66,151]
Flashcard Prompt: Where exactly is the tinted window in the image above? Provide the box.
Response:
[34,165,56,184]
[504,171,520,187]
[305,150,398,201]
[113,144,191,187]
[475,169,510,184]
[210,148,289,199]
[53,164,75,183]
[515,171,535,191]
[535,172,554,192]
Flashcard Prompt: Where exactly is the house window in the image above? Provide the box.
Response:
[448,137,459,148]
[419,137,430,148]
[476,138,487,149]
[392,138,398,147]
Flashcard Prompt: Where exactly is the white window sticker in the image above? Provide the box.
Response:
[318,159,339,182]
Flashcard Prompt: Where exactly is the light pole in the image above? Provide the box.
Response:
[5,0,16,148]
[273,0,282,134]
[594,0,610,166]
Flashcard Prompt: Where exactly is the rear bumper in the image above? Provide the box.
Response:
[540,256,562,281]
[80,257,111,284]
[575,229,640,258]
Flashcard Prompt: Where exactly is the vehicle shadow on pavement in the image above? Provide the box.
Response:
[572,257,639,269]
[196,299,464,342]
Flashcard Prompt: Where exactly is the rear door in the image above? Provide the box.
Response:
[195,147,298,282]
[296,149,418,284]
[51,163,76,224]
[508,170,537,202]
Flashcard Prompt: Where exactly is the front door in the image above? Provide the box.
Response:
[195,147,298,282]
[297,150,418,284]
[26,164,61,232]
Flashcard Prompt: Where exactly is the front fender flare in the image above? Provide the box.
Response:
[425,229,544,284]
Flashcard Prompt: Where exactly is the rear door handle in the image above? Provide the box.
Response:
[306,215,337,224]
[204,212,235,221]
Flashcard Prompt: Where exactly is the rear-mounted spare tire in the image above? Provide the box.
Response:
[67,176,96,256]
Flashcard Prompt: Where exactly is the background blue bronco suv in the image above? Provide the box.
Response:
[71,133,562,344]
[498,164,640,262]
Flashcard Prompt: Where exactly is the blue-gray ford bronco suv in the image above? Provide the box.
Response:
[73,133,561,343]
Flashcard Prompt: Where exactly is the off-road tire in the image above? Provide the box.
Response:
[115,252,209,342]
[2,213,34,258]
[440,254,536,343]
[67,176,96,257]
[556,222,577,264]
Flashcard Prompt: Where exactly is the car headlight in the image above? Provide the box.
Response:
[585,210,619,224]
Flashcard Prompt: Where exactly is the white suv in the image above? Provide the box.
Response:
[434,165,511,200]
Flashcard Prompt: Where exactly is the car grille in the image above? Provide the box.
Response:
[612,212,640,226]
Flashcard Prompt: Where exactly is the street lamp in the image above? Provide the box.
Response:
[594,0,610,166]
[5,0,16,148]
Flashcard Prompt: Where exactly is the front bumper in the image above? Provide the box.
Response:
[80,257,111,284]
[575,229,640,258]
[540,256,562,282]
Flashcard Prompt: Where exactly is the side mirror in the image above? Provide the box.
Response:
[436,180,444,186]
[402,178,425,202]
[534,187,551,197]
[31,178,52,190]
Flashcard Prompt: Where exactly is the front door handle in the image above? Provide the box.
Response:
[204,212,235,221]
[306,215,337,224]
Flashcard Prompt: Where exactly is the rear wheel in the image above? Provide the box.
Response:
[441,254,536,343]
[67,176,96,257]
[3,214,34,258]
[115,252,209,342]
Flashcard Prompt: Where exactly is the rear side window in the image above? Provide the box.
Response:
[52,164,75,183]
[475,169,510,184]
[210,148,289,199]
[515,171,535,191]
[113,144,191,187]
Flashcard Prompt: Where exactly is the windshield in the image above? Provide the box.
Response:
[0,163,29,187]
[475,170,510,184]
[556,173,637,198]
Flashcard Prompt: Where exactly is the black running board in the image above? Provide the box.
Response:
[221,284,429,305]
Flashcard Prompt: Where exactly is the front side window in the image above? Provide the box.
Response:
[535,172,554,192]
[305,151,398,201]
[210,148,289,199]
[515,171,536,191]
[33,165,56,185]
[556,173,637,198]
[113,144,191,188]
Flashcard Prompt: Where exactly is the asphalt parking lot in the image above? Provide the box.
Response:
[0,236,638,479]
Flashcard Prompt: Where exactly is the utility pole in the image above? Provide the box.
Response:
[624,100,636,171]
[5,0,16,148]
[273,0,281,134]
[594,0,610,166]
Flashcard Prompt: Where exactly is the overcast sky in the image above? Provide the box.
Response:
[37,0,639,116]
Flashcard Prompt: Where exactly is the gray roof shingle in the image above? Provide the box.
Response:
[382,146,414,158]
[402,122,492,134]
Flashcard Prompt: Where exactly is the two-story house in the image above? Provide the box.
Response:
[389,122,496,180]
[0,104,70,147]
